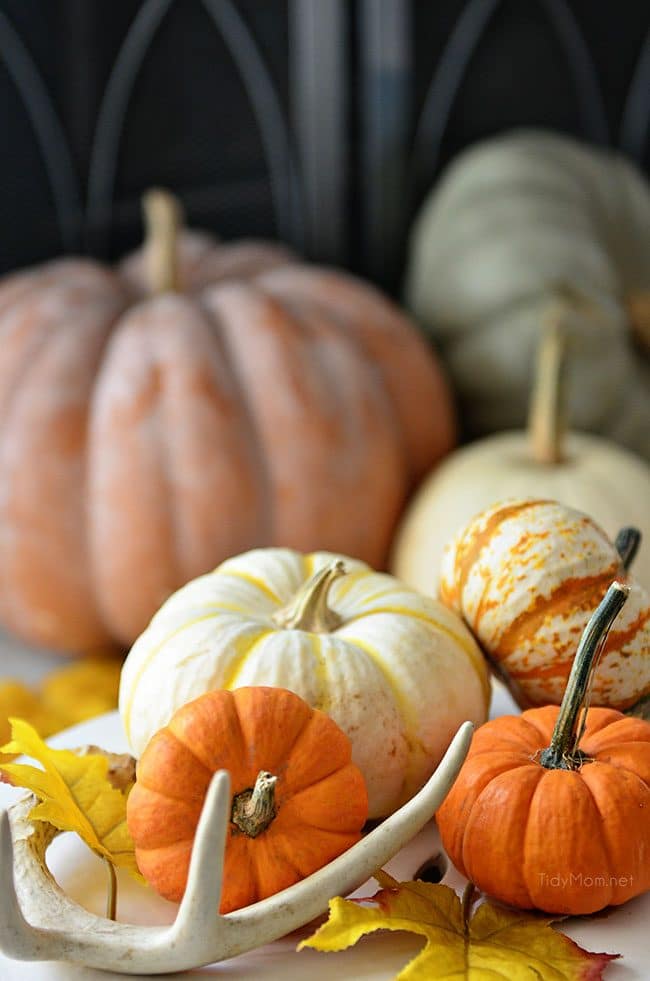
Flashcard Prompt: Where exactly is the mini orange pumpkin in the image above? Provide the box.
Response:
[437,582,650,915]
[127,686,368,912]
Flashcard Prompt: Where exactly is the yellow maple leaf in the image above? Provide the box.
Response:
[0,718,139,878]
[299,872,619,980]
[0,682,60,749]
[0,657,121,766]
[39,656,121,727]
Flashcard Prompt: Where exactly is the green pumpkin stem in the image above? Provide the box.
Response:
[272,560,346,633]
[143,188,182,294]
[540,582,629,771]
[231,770,277,838]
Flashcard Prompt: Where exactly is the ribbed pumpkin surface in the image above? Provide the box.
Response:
[405,130,650,457]
[120,547,489,817]
[437,705,650,914]
[127,686,368,912]
[0,231,455,651]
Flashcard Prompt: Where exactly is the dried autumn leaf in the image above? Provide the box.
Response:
[0,718,139,878]
[78,746,137,793]
[299,872,618,980]
[0,682,60,750]
[0,657,121,768]
[39,657,121,727]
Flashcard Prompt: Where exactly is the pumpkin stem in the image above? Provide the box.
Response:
[528,309,566,465]
[539,582,629,771]
[231,771,277,838]
[626,290,650,353]
[272,560,346,633]
[615,527,641,572]
[528,284,604,464]
[143,188,182,293]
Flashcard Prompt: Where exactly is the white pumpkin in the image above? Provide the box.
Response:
[405,129,650,458]
[392,319,650,594]
[439,499,650,713]
[119,548,489,817]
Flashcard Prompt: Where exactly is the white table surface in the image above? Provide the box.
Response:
[0,631,648,980]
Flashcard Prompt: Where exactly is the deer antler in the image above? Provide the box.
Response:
[0,721,473,975]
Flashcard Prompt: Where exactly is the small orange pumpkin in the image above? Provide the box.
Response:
[127,686,368,912]
[437,582,650,915]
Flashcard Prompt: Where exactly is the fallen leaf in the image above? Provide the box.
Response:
[77,746,137,792]
[0,718,139,877]
[0,658,121,771]
[299,872,618,980]
[39,657,121,727]
[0,682,60,750]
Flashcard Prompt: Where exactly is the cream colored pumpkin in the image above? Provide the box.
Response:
[405,129,650,458]
[392,317,650,594]
[439,499,650,712]
[119,548,489,817]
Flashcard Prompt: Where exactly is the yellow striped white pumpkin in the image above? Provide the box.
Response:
[119,547,489,817]
[440,499,650,711]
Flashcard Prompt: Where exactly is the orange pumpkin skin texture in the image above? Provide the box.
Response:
[436,705,650,914]
[126,686,368,913]
[440,499,650,709]
[0,225,455,653]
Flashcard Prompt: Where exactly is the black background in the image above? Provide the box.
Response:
[1,1,648,289]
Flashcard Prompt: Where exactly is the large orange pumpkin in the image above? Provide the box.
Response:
[0,191,455,652]
[127,686,368,912]
[437,583,650,915]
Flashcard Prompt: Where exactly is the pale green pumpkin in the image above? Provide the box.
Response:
[405,129,650,459]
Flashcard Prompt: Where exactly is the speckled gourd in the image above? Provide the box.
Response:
[439,499,650,713]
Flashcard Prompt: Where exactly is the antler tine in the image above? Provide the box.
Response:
[217,720,476,959]
[0,810,44,961]
[0,722,474,974]
[171,769,231,945]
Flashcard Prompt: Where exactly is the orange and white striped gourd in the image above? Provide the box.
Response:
[119,547,489,817]
[440,499,650,712]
